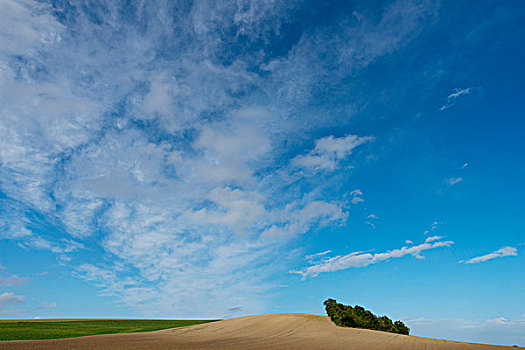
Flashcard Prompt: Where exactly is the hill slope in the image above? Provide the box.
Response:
[0,313,521,349]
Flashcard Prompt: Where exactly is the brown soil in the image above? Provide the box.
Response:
[0,313,521,350]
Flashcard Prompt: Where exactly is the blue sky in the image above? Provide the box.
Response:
[0,0,524,346]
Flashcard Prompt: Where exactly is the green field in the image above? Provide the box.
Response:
[0,319,218,341]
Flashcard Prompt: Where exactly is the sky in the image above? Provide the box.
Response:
[0,0,524,346]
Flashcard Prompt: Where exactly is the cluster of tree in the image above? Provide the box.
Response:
[324,299,410,335]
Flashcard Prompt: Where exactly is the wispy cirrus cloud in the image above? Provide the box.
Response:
[349,189,365,205]
[0,0,437,316]
[446,177,463,185]
[293,238,454,278]
[440,87,476,111]
[37,301,57,309]
[460,246,518,264]
[305,250,332,261]
[366,213,379,229]
[292,135,374,172]
[0,275,30,287]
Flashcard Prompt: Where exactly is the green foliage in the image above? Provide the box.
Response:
[0,319,217,341]
[324,299,410,335]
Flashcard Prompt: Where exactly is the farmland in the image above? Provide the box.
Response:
[0,314,521,349]
[0,319,216,341]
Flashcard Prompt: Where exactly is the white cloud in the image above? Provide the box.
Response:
[425,235,443,243]
[38,301,57,309]
[12,228,84,260]
[293,135,374,172]
[0,308,28,316]
[305,250,332,261]
[0,292,25,307]
[366,213,379,229]
[266,0,437,112]
[191,117,272,185]
[462,162,469,169]
[405,315,525,346]
[0,0,437,317]
[294,238,454,278]
[0,275,30,287]
[349,189,365,204]
[0,0,63,57]
[261,201,347,237]
[446,177,463,185]
[426,221,442,233]
[440,87,475,111]
[365,221,376,229]
[183,187,269,235]
[461,246,518,264]
[405,240,413,245]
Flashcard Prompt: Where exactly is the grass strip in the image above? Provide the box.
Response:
[0,319,218,341]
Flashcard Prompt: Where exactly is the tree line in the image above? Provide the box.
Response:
[324,299,410,335]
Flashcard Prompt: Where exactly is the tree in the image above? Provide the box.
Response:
[323,299,410,335]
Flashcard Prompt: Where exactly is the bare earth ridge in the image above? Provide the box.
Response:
[1,313,522,350]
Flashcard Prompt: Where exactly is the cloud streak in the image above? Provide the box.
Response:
[292,135,374,172]
[446,177,463,185]
[294,238,454,278]
[0,275,30,287]
[461,246,518,264]
[440,87,475,111]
